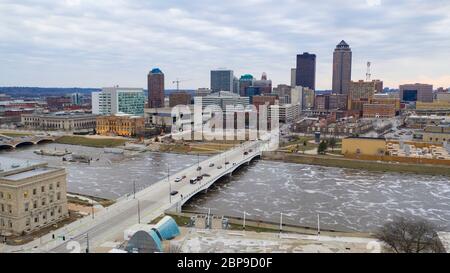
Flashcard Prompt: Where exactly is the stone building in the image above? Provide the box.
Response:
[96,114,145,137]
[21,112,97,132]
[0,158,68,236]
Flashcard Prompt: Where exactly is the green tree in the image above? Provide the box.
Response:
[317,140,328,155]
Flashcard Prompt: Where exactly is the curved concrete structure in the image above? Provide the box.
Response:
[0,136,56,149]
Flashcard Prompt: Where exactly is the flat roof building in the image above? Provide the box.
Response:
[21,112,97,132]
[92,87,145,116]
[0,158,68,236]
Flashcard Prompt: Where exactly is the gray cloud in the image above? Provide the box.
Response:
[0,0,449,89]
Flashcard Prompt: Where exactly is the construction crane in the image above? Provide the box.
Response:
[366,61,372,82]
[172,78,191,91]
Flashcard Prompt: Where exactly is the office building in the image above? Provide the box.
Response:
[296,52,316,90]
[291,68,296,87]
[252,95,279,112]
[0,158,68,236]
[399,83,433,103]
[195,88,212,97]
[169,92,192,107]
[332,40,352,94]
[252,73,272,94]
[92,87,145,116]
[273,84,293,104]
[239,74,254,97]
[197,91,250,111]
[233,77,240,94]
[363,104,396,118]
[211,69,233,93]
[148,68,165,108]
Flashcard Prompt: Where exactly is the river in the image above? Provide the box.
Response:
[2,143,450,232]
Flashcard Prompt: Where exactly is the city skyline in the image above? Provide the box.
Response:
[1,0,450,90]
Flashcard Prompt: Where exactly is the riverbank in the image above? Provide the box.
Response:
[163,211,373,238]
[263,151,450,177]
[56,135,128,148]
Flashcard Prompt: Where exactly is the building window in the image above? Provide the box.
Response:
[0,192,3,199]
[34,217,39,223]
[26,218,30,226]
[33,200,37,209]
[33,188,37,195]
[7,193,11,200]
[41,198,46,206]
[57,192,61,201]
[49,184,53,190]
[41,186,45,193]
[7,204,12,214]
[25,202,29,212]
[57,182,60,188]
[58,206,62,214]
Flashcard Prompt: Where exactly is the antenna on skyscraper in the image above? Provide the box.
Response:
[366,61,372,81]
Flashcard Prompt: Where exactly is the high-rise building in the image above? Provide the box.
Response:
[332,41,352,95]
[148,68,165,108]
[399,83,433,103]
[233,76,240,94]
[291,68,297,87]
[239,74,254,97]
[195,88,212,97]
[92,87,145,116]
[296,52,316,90]
[211,69,233,93]
[252,72,272,94]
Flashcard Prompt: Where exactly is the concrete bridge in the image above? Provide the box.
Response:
[2,138,274,253]
[0,135,56,149]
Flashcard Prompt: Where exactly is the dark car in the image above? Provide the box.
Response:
[197,166,202,171]
[225,162,230,165]
[244,151,248,155]
[202,173,211,177]
[190,178,197,184]
[209,163,215,167]
[170,191,179,196]
[197,176,203,181]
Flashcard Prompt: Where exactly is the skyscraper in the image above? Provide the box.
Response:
[296,52,316,90]
[211,69,233,93]
[332,41,352,95]
[148,68,165,108]
[92,87,145,116]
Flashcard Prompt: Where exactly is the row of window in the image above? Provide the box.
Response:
[1,192,61,215]
[0,206,63,229]
[22,182,61,199]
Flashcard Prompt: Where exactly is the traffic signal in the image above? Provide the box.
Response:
[52,234,55,239]
[62,236,65,241]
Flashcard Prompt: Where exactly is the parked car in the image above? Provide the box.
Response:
[202,173,211,177]
[197,176,203,181]
[217,166,223,169]
[190,178,197,184]
[170,191,179,196]
[174,177,182,182]
[244,151,248,155]
[197,166,202,171]
[209,163,215,167]
[225,162,230,165]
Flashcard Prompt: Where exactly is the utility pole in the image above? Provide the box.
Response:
[91,199,95,219]
[167,165,171,204]
[279,212,283,237]
[137,199,141,224]
[85,233,90,253]
[243,211,246,231]
[133,180,136,199]
[317,214,321,236]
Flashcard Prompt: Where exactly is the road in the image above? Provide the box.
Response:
[1,139,267,253]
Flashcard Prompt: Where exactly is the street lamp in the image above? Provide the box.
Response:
[167,165,171,204]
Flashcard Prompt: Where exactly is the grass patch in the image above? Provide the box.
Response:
[56,136,127,148]
[0,132,32,137]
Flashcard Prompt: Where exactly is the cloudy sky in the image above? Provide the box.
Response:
[1,0,450,90]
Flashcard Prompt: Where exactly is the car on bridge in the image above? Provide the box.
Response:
[197,166,202,171]
[174,177,182,182]
[196,176,203,181]
[225,162,230,165]
[170,191,179,196]
[202,173,211,177]
[244,151,248,155]
[209,163,214,167]
[217,166,223,169]
[190,178,197,184]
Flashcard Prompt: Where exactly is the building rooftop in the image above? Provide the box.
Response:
[0,157,47,175]
[150,68,163,74]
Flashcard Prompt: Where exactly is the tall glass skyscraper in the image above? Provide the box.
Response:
[211,69,233,93]
[332,40,352,95]
[296,52,316,90]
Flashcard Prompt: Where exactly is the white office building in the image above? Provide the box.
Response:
[92,87,145,116]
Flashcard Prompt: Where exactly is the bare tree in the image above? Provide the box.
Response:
[375,217,445,253]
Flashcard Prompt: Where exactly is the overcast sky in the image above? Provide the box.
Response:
[1,0,450,90]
